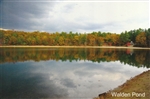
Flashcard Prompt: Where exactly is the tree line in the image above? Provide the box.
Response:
[0,28,150,47]
[0,48,149,68]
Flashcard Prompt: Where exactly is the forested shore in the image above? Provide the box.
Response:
[0,28,150,47]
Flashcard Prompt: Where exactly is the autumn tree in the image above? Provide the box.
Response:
[87,34,96,46]
[0,30,4,45]
[97,36,104,46]
[111,34,120,46]
[135,32,147,47]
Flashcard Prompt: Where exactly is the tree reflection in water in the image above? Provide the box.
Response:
[0,48,149,68]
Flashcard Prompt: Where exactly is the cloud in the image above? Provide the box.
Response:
[0,0,149,33]
[1,1,55,30]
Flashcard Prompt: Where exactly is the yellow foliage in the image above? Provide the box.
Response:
[136,32,147,47]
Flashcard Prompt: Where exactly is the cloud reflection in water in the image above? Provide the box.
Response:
[0,60,148,99]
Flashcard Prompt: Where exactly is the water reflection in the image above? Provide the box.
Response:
[0,48,149,68]
[0,62,69,98]
[0,48,149,99]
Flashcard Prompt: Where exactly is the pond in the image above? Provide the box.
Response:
[0,48,149,99]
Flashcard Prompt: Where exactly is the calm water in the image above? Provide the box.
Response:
[0,48,149,99]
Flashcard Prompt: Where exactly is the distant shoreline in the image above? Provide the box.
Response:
[0,45,150,49]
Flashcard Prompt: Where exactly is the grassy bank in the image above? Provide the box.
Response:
[0,45,150,49]
[94,70,150,99]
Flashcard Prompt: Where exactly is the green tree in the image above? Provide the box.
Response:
[79,33,87,45]
[120,32,130,45]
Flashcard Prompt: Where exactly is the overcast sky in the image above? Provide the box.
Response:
[0,0,149,33]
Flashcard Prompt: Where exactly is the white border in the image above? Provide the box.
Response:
[149,0,150,28]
